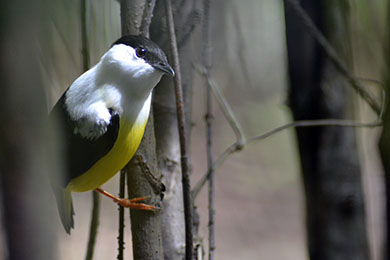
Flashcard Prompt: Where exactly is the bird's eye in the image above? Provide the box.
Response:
[136,48,146,58]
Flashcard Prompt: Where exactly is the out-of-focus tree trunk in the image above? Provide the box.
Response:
[378,2,390,260]
[284,0,370,259]
[121,1,164,259]
[150,0,198,258]
[0,0,57,259]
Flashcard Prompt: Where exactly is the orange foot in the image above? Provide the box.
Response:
[117,197,158,211]
[95,188,158,211]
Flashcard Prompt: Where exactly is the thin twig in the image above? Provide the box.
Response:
[191,65,385,198]
[247,119,382,142]
[202,0,215,258]
[83,0,101,258]
[206,98,215,260]
[194,63,246,148]
[164,0,193,258]
[85,192,100,260]
[193,120,382,198]
[285,0,381,115]
[117,170,126,260]
[192,143,233,199]
[140,0,156,38]
[81,0,90,71]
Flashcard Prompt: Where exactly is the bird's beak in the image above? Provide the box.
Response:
[153,62,175,77]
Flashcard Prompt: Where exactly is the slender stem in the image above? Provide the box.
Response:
[193,63,246,147]
[81,0,90,71]
[117,170,126,260]
[206,93,215,260]
[286,0,381,115]
[164,0,193,258]
[247,119,382,142]
[192,118,382,199]
[191,63,384,198]
[202,0,215,258]
[85,192,100,260]
[82,1,100,259]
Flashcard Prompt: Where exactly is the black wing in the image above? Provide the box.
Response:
[49,92,120,187]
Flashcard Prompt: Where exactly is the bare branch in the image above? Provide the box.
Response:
[82,0,101,258]
[117,170,126,260]
[81,0,90,71]
[164,0,194,258]
[120,1,163,259]
[85,193,100,260]
[192,143,236,199]
[285,0,382,115]
[120,0,145,35]
[140,0,157,37]
[192,118,381,198]
[202,0,216,258]
[194,64,246,148]
[191,68,383,199]
[249,119,381,141]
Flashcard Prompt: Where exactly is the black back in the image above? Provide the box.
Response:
[49,92,120,186]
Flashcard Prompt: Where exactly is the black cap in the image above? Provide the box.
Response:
[113,35,174,77]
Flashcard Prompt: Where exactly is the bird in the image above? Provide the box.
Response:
[49,35,174,234]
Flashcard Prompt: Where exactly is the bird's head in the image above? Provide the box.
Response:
[102,35,174,79]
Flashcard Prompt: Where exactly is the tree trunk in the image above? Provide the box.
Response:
[120,1,164,259]
[150,1,198,259]
[0,1,57,259]
[153,75,187,260]
[284,0,370,259]
[379,65,390,260]
[378,3,390,259]
[126,115,164,260]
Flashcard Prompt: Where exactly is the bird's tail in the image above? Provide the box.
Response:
[54,187,74,234]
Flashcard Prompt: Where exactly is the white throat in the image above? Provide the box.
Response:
[64,44,163,139]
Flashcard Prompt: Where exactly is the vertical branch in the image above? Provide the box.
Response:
[285,0,370,259]
[202,0,212,71]
[85,194,100,260]
[206,45,216,260]
[140,0,157,38]
[82,0,101,259]
[151,1,198,258]
[378,2,390,260]
[164,0,194,258]
[120,1,164,259]
[117,170,126,260]
[202,0,215,259]
[81,0,90,70]
[126,117,164,260]
[120,0,144,35]
[285,0,381,115]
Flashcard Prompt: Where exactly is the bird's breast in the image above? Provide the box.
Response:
[67,95,151,192]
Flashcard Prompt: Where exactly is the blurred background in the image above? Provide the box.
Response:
[0,0,388,259]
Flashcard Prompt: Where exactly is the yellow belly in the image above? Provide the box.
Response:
[67,118,147,192]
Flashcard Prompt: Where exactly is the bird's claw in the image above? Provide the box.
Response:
[117,196,159,211]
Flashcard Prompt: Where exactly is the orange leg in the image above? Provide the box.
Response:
[95,188,158,211]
